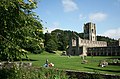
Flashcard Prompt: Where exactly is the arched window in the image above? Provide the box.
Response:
[92,29,94,33]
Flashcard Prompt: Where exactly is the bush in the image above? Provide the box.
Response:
[0,66,69,79]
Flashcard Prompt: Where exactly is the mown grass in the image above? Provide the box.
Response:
[23,51,120,75]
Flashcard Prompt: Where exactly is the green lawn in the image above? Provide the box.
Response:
[23,51,120,75]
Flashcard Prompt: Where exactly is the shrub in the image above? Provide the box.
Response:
[0,66,69,79]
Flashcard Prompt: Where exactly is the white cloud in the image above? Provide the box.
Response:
[62,0,78,12]
[47,22,61,33]
[101,28,120,39]
[89,12,107,22]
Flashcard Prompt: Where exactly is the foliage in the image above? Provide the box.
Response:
[44,32,58,52]
[0,0,44,61]
[44,29,72,52]
[0,66,69,79]
[44,29,83,52]
[51,29,68,51]
[97,36,117,43]
[78,33,84,39]
[44,33,53,48]
[45,39,58,52]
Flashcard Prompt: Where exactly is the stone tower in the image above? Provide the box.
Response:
[84,22,96,41]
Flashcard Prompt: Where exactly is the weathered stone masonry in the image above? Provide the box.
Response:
[67,22,120,56]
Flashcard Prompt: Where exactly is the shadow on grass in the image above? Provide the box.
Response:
[0,58,38,62]
[84,67,120,73]
[14,58,38,61]
[106,57,120,60]
[108,63,120,66]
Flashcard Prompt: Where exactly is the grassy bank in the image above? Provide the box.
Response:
[23,51,120,75]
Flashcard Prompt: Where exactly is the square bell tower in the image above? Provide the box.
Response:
[84,22,96,41]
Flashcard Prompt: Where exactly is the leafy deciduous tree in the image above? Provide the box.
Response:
[0,0,43,61]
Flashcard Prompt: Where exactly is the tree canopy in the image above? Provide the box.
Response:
[0,0,44,61]
[44,29,73,52]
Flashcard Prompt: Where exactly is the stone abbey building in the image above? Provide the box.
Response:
[67,22,120,56]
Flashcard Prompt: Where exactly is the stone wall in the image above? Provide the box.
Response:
[87,46,120,56]
[69,37,107,55]
[0,61,32,69]
[79,38,107,47]
[67,22,119,56]
[66,70,120,79]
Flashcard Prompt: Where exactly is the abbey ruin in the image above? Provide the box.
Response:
[67,22,120,56]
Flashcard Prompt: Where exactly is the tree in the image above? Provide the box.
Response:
[45,39,57,53]
[79,33,84,39]
[44,33,52,47]
[51,29,70,51]
[97,36,117,42]
[44,32,58,52]
[0,0,43,61]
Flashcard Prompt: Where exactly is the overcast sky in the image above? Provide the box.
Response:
[34,0,120,39]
